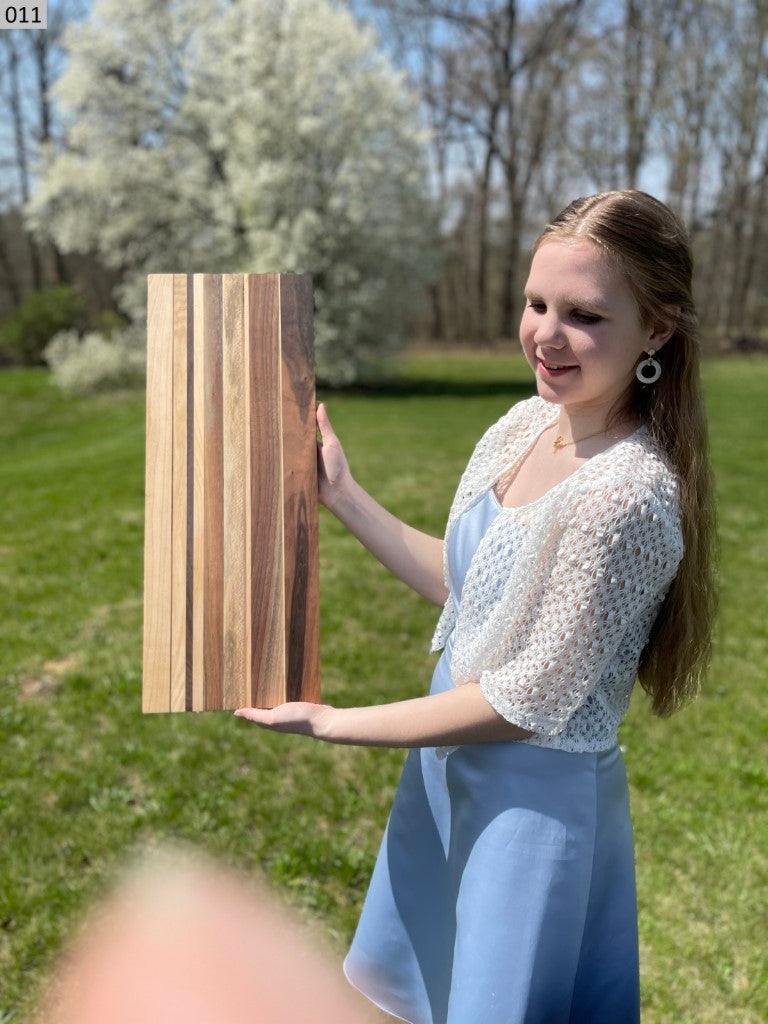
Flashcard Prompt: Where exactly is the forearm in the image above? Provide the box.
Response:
[327,477,447,605]
[322,683,533,748]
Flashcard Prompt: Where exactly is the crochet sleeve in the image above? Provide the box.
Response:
[478,483,684,736]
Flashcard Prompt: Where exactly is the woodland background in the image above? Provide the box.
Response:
[1,0,767,383]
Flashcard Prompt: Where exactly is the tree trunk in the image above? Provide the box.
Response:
[3,33,43,288]
[477,126,498,342]
[0,219,22,305]
[499,188,523,340]
[31,27,69,284]
[623,0,644,188]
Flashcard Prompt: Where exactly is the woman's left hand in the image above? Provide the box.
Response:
[235,687,534,748]
[234,702,335,740]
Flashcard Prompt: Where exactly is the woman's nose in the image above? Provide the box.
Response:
[533,312,566,346]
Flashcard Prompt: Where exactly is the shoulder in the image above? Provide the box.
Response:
[448,395,552,519]
[603,426,681,514]
[462,395,552,482]
[475,394,553,451]
[501,394,553,430]
[564,430,683,555]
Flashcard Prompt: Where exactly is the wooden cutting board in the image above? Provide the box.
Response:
[142,273,320,712]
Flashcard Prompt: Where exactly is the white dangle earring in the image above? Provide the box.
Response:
[636,348,662,384]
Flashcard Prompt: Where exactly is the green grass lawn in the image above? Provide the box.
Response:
[1,351,766,1022]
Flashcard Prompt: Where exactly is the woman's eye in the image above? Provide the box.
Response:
[573,311,602,324]
[527,302,545,313]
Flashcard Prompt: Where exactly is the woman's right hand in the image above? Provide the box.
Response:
[316,402,353,511]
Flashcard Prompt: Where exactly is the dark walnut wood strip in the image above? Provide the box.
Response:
[279,274,321,704]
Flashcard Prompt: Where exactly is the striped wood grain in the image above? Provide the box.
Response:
[142,273,320,712]
[142,276,173,713]
[170,274,190,712]
[280,275,321,704]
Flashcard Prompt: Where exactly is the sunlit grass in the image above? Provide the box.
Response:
[0,352,765,1022]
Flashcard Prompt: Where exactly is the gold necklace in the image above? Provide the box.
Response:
[552,426,616,452]
[497,422,631,496]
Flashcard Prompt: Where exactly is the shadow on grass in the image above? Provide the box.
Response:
[318,378,534,400]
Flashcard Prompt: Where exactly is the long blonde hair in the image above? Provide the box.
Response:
[534,189,719,716]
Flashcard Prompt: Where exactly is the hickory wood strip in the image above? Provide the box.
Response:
[222,274,248,708]
[279,274,321,703]
[170,274,189,712]
[192,276,206,711]
[143,275,174,712]
[202,275,225,711]
[248,274,286,707]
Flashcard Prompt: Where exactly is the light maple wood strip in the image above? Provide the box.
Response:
[279,274,321,704]
[222,274,247,708]
[192,276,206,711]
[143,275,174,712]
[202,275,225,711]
[170,274,189,712]
[248,274,286,707]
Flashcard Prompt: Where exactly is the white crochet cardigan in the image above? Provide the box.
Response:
[431,395,684,754]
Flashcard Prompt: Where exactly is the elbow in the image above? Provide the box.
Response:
[487,703,535,742]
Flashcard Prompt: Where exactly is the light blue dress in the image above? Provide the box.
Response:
[343,488,640,1024]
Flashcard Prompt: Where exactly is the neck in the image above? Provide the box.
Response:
[552,399,639,445]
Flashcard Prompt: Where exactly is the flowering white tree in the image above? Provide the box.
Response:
[26,0,438,383]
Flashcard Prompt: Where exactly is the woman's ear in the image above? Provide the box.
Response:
[649,305,681,351]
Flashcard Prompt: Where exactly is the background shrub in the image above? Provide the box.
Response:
[43,323,146,395]
[0,285,87,366]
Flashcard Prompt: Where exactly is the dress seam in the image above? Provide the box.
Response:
[564,751,598,1019]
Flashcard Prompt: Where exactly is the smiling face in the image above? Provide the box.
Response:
[520,238,670,419]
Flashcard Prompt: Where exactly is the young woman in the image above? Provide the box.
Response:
[235,189,719,1024]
